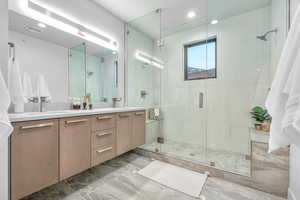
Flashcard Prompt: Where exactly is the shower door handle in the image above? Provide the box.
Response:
[199,92,204,109]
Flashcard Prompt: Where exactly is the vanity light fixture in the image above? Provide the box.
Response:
[37,22,46,28]
[187,11,196,19]
[24,0,118,51]
[210,19,219,25]
[135,50,164,70]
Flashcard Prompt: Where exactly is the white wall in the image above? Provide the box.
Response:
[289,1,300,199]
[9,31,69,103]
[0,0,8,80]
[8,0,126,104]
[160,7,270,155]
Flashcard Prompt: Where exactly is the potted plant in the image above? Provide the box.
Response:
[250,106,272,132]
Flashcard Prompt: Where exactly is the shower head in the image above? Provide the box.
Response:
[87,71,94,77]
[257,28,278,41]
[257,35,268,41]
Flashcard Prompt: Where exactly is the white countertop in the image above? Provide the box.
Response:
[9,107,146,122]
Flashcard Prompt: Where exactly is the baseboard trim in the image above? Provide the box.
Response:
[288,188,296,200]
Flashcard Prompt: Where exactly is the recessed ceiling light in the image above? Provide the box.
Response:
[211,20,219,25]
[37,22,47,28]
[187,11,196,19]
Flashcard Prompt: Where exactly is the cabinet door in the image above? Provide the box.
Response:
[116,112,133,155]
[11,120,59,200]
[132,111,146,148]
[60,117,91,180]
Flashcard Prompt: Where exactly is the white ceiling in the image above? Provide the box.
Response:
[93,0,271,22]
[93,0,271,39]
[92,0,199,22]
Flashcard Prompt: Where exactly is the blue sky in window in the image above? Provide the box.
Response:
[187,42,216,70]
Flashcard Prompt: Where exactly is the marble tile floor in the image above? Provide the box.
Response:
[22,152,284,200]
[141,141,251,176]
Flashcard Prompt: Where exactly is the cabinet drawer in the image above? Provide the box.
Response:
[92,114,116,131]
[92,146,115,167]
[92,129,115,148]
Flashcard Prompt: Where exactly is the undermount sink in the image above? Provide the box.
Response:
[11,110,75,116]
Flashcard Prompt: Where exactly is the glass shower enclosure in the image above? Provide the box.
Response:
[126,0,289,176]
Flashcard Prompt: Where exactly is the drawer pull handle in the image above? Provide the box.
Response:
[96,147,113,154]
[20,123,54,130]
[65,119,88,125]
[119,114,130,118]
[97,116,113,120]
[96,132,112,137]
[135,112,144,116]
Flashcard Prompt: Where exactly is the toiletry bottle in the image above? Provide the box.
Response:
[83,96,87,110]
[88,96,93,110]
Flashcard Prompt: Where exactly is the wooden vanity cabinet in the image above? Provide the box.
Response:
[132,111,146,148]
[116,112,134,155]
[11,120,59,200]
[10,109,146,199]
[59,117,91,180]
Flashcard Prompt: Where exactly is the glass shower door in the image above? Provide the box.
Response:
[158,8,210,165]
[126,10,163,153]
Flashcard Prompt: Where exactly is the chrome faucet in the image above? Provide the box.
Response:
[112,97,122,108]
[39,97,50,112]
[28,96,50,112]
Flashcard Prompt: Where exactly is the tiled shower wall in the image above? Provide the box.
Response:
[159,7,271,155]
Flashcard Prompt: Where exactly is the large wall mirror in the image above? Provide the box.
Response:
[8,9,119,105]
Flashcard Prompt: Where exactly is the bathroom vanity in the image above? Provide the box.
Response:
[9,107,146,200]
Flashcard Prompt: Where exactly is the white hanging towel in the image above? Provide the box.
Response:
[8,58,25,112]
[36,74,51,101]
[0,69,13,200]
[265,5,300,152]
[23,72,34,102]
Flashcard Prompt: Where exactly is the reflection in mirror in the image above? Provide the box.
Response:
[86,47,118,104]
[69,43,86,99]
[8,9,119,105]
[69,43,118,104]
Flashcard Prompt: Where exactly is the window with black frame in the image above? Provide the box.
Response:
[184,37,217,80]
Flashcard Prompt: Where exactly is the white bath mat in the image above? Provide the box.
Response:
[138,161,207,197]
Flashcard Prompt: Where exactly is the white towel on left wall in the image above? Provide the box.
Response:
[0,69,13,200]
[23,72,34,102]
[8,58,25,112]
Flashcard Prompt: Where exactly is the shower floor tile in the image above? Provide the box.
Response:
[141,141,251,176]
